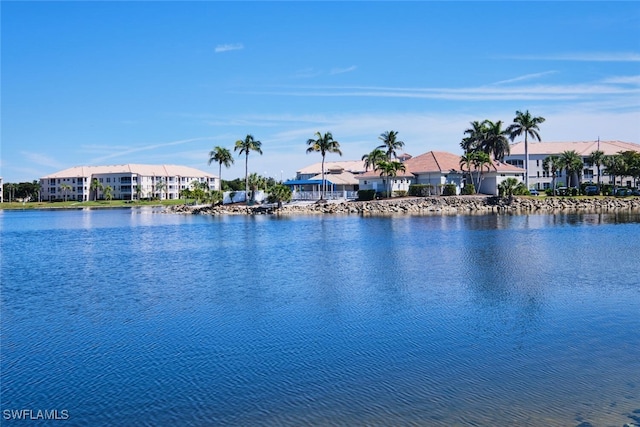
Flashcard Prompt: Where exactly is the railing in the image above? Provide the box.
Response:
[292,191,358,201]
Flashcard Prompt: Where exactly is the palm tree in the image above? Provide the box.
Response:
[559,150,583,189]
[155,179,166,200]
[268,184,293,209]
[234,135,263,197]
[481,120,510,162]
[376,160,406,198]
[461,120,488,153]
[377,131,404,159]
[59,183,72,202]
[603,154,625,192]
[460,151,491,194]
[103,185,113,203]
[507,110,545,189]
[208,146,234,192]
[498,177,520,200]
[89,178,103,201]
[135,184,142,201]
[543,155,562,194]
[361,148,387,171]
[247,172,264,202]
[306,131,342,199]
[588,150,606,191]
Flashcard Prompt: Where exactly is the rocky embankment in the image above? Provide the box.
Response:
[168,196,640,216]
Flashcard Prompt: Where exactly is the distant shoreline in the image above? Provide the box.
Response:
[169,196,640,216]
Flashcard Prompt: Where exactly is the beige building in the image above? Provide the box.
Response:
[504,140,640,190]
[40,164,218,201]
[358,151,525,196]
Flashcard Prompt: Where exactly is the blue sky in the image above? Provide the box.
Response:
[2,1,639,183]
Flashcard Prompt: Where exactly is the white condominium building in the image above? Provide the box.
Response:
[40,164,218,202]
[504,140,640,190]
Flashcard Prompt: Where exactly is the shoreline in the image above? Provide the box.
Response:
[168,196,640,216]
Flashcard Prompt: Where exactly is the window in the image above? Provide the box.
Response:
[106,177,111,183]
[99,178,103,182]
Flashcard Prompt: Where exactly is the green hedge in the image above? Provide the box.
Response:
[408,184,435,197]
[357,189,376,201]
[442,184,457,196]
[461,184,475,195]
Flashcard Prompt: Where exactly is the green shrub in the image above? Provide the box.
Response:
[545,188,554,196]
[408,184,434,197]
[357,189,376,201]
[394,190,407,197]
[461,184,475,195]
[442,184,457,196]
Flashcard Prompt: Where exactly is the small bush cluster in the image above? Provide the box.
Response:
[394,190,407,197]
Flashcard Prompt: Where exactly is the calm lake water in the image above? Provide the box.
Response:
[1,208,639,426]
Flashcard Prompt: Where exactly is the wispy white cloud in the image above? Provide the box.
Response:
[330,65,357,75]
[87,137,216,165]
[235,82,639,102]
[491,71,558,85]
[601,75,640,85]
[214,43,244,53]
[505,52,640,62]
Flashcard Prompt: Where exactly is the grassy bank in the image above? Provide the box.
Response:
[0,199,188,210]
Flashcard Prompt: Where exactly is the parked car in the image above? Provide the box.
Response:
[584,185,599,196]
[633,188,640,196]
[529,188,539,196]
[615,188,632,197]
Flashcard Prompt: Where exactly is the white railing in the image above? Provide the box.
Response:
[292,191,358,201]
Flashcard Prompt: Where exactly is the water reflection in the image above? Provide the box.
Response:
[1,210,639,426]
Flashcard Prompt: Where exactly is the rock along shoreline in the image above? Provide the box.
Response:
[168,196,640,216]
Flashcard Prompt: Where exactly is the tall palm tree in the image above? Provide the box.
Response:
[461,120,488,153]
[377,131,404,159]
[460,151,490,194]
[306,131,342,199]
[543,155,562,193]
[603,154,625,191]
[376,160,406,198]
[481,120,510,162]
[234,135,263,197]
[559,150,583,189]
[208,146,234,192]
[362,148,387,171]
[89,178,103,201]
[588,149,606,190]
[507,110,545,189]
